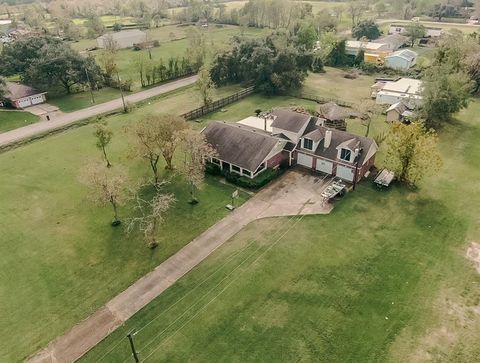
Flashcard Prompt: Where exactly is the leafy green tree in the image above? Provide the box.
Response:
[405,23,426,47]
[197,64,215,106]
[0,37,103,94]
[0,77,6,99]
[211,34,312,95]
[421,65,473,123]
[94,122,113,168]
[325,39,351,67]
[296,22,317,50]
[24,47,102,94]
[352,19,381,40]
[85,13,105,38]
[382,122,442,187]
[0,36,61,76]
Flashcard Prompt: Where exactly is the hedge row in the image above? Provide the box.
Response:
[205,162,282,189]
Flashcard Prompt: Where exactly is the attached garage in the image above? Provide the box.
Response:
[297,153,313,168]
[336,165,355,182]
[315,159,333,174]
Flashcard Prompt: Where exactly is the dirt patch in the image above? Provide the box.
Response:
[466,242,480,273]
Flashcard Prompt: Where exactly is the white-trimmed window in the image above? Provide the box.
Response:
[211,158,220,165]
[303,138,314,150]
[231,165,241,173]
[255,163,266,174]
[340,148,352,162]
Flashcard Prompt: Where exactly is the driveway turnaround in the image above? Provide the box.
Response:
[0,76,198,148]
[28,170,334,363]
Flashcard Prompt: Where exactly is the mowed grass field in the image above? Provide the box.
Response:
[0,85,249,362]
[82,98,480,361]
[303,67,376,104]
[0,110,39,133]
[70,24,268,87]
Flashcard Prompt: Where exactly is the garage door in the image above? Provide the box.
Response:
[336,165,355,182]
[297,153,313,168]
[316,159,333,174]
[18,98,32,108]
[30,95,44,105]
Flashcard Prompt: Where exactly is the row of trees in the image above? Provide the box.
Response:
[83,114,216,248]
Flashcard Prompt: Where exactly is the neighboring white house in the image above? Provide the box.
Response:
[345,40,390,56]
[372,78,423,106]
[385,49,418,71]
[1,82,47,109]
[96,29,147,49]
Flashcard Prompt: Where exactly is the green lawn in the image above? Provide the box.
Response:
[82,99,480,361]
[303,67,376,105]
[48,88,127,113]
[0,85,249,362]
[0,110,39,133]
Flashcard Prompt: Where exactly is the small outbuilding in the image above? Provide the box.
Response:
[386,102,414,122]
[1,82,47,109]
[96,30,147,49]
[385,49,418,71]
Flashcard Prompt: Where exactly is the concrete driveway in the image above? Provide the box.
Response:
[28,170,336,363]
[256,169,334,217]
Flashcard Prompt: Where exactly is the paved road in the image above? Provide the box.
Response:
[0,76,198,148]
[377,18,480,28]
[28,171,333,363]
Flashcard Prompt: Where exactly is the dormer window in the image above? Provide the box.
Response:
[340,148,351,161]
[303,138,313,150]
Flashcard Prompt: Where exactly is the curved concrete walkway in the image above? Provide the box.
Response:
[28,171,334,363]
[0,76,198,148]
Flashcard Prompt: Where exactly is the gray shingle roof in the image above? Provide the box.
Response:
[271,108,311,133]
[309,127,378,166]
[202,122,282,172]
[4,82,44,101]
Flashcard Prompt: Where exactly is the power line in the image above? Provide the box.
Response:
[140,214,307,362]
[136,214,302,356]
[101,214,297,360]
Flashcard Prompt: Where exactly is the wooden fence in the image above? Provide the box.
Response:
[181,86,256,120]
[297,93,355,108]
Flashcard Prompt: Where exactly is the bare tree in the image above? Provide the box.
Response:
[348,1,365,27]
[131,114,189,185]
[80,162,129,226]
[127,188,175,248]
[94,122,113,167]
[180,130,217,204]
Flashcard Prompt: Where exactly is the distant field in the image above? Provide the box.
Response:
[71,24,269,91]
[0,110,39,133]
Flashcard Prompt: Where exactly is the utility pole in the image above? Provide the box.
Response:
[117,71,127,113]
[85,67,95,104]
[127,331,140,363]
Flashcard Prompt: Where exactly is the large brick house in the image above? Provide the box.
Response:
[202,108,378,183]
